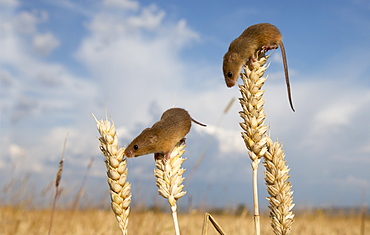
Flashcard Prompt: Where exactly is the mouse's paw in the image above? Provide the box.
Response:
[179,138,186,145]
[161,153,171,164]
[262,45,278,53]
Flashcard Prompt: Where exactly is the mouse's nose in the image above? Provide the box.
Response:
[124,149,133,158]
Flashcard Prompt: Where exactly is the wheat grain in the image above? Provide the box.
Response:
[154,142,187,235]
[93,114,131,235]
[264,137,295,235]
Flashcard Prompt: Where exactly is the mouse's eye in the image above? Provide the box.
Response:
[227,72,233,78]
[133,145,139,150]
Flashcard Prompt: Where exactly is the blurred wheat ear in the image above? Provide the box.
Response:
[93,114,131,235]
[154,142,187,235]
[48,135,68,235]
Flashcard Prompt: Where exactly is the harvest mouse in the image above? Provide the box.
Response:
[124,108,206,162]
[223,23,295,111]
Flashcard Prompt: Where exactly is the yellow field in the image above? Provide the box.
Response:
[0,206,368,235]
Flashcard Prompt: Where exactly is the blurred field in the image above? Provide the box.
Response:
[1,206,368,235]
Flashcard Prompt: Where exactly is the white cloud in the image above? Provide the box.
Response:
[9,143,26,159]
[127,4,165,30]
[11,95,38,123]
[0,68,13,86]
[313,103,356,128]
[33,32,60,56]
[103,0,139,10]
[0,0,18,7]
[199,124,245,154]
[0,5,98,124]
[0,10,49,63]
[75,2,200,126]
[14,10,48,34]
[358,140,370,155]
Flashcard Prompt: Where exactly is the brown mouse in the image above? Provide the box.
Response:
[223,23,295,112]
[124,108,206,162]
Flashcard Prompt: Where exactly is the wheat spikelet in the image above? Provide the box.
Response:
[154,142,187,235]
[264,137,295,235]
[239,52,269,165]
[93,114,131,235]
[239,51,270,235]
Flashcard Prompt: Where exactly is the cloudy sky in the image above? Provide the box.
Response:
[1,0,370,210]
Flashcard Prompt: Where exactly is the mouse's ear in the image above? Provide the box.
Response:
[230,52,238,61]
[147,134,158,144]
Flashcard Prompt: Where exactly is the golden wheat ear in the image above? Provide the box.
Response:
[239,50,270,235]
[93,113,131,235]
[239,49,295,235]
[154,142,187,235]
[264,137,295,235]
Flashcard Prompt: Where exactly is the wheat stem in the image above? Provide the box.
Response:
[201,212,227,235]
[48,135,67,235]
[252,161,261,235]
[93,113,131,235]
[239,51,269,235]
[171,204,181,235]
[154,142,187,235]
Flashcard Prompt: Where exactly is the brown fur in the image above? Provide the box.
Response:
[223,23,295,111]
[124,108,206,161]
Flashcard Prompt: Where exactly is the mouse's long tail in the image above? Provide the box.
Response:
[191,118,207,127]
[279,41,295,112]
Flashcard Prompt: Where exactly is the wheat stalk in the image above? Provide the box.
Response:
[154,142,187,235]
[264,137,295,235]
[93,114,131,235]
[202,212,227,235]
[48,135,68,235]
[239,51,269,235]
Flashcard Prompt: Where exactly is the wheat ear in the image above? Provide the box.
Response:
[48,135,67,235]
[93,114,131,235]
[154,142,187,235]
[239,51,269,235]
[264,137,295,235]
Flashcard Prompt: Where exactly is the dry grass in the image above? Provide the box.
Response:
[48,134,68,235]
[0,207,368,235]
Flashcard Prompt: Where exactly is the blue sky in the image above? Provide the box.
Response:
[1,0,370,210]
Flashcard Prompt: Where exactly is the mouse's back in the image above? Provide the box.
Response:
[241,23,282,48]
[155,108,192,139]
